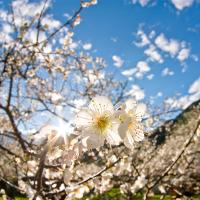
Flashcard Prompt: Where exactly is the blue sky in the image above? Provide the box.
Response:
[52,0,200,105]
[1,0,200,109]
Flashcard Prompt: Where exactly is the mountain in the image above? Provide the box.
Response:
[135,99,200,196]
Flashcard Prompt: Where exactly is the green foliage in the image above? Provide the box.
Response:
[76,188,200,200]
[1,191,200,200]
[74,188,126,200]
[75,188,173,200]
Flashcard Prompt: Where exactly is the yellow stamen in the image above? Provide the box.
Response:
[94,115,110,133]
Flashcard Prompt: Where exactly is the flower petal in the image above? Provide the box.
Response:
[89,96,114,114]
[75,109,93,128]
[82,129,105,149]
[134,103,146,121]
[130,125,144,142]
[124,132,135,149]
[118,115,131,139]
[106,123,121,145]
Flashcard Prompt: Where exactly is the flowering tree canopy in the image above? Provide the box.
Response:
[0,0,200,200]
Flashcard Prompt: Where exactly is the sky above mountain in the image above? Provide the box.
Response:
[1,0,200,109]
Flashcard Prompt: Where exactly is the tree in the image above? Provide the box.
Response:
[0,0,131,199]
[1,1,200,200]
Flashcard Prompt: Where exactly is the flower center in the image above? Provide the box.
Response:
[95,115,110,133]
[128,117,137,130]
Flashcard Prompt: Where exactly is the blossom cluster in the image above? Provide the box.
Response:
[76,96,144,150]
[40,96,144,190]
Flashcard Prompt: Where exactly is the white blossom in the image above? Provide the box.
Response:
[117,99,144,149]
[75,96,121,149]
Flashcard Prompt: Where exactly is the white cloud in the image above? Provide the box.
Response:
[144,45,163,63]
[0,9,8,21]
[111,37,118,43]
[121,68,137,77]
[83,43,92,50]
[191,54,199,62]
[0,23,14,43]
[188,77,200,94]
[157,92,163,97]
[155,33,180,56]
[63,13,71,19]
[2,24,13,33]
[41,15,61,30]
[135,29,150,47]
[147,74,154,80]
[165,77,200,110]
[135,61,150,78]
[28,30,47,43]
[177,48,190,61]
[69,42,78,49]
[149,30,156,39]
[12,0,50,26]
[162,67,174,76]
[165,87,200,110]
[134,29,191,64]
[132,0,151,7]
[122,61,150,79]
[171,0,194,10]
[112,55,124,67]
[137,61,150,72]
[165,96,191,109]
[125,84,145,100]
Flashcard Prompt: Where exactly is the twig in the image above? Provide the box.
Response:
[77,158,121,186]
[0,176,22,192]
[0,104,27,151]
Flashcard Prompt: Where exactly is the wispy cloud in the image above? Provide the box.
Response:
[132,0,196,10]
[132,0,151,7]
[121,68,137,77]
[165,76,200,109]
[121,61,150,79]
[155,33,180,57]
[144,45,163,63]
[189,77,200,94]
[135,29,150,47]
[177,48,190,61]
[171,0,194,10]
[162,67,174,76]
[83,43,92,50]
[147,73,154,80]
[112,55,124,67]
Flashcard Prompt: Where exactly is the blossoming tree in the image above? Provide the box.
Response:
[0,0,200,200]
[0,0,145,199]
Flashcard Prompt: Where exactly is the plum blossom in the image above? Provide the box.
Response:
[75,96,121,149]
[117,99,144,149]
